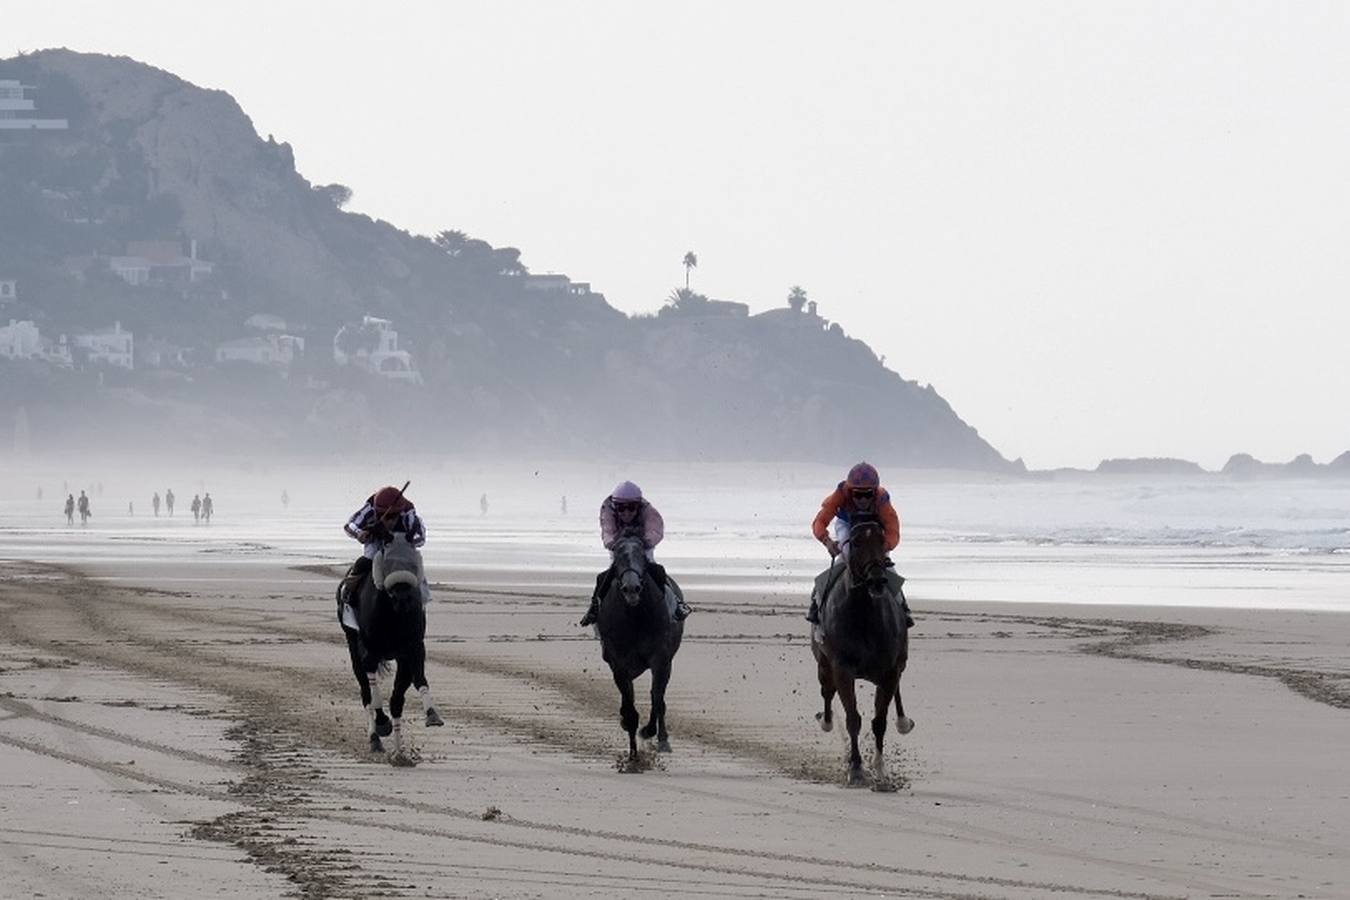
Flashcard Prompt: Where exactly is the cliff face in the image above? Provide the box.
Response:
[0,50,1017,470]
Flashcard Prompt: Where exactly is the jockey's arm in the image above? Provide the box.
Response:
[643,504,665,549]
[881,501,901,552]
[407,512,426,548]
[344,504,373,543]
[599,502,618,550]
[812,489,845,545]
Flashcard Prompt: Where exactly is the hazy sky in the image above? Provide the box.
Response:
[7,1,1348,469]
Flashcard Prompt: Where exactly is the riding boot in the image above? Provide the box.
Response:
[806,598,821,624]
[579,571,610,626]
[673,597,692,621]
[340,557,373,610]
[579,594,601,627]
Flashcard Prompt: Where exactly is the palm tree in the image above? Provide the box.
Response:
[682,251,698,290]
[787,285,808,313]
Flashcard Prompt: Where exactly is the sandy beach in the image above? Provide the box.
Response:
[1,539,1347,899]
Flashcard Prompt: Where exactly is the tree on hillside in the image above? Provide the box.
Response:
[663,287,709,314]
[493,246,526,276]
[787,285,808,313]
[315,183,352,208]
[434,230,468,257]
[682,251,698,290]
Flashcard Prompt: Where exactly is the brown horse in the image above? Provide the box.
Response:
[810,518,914,786]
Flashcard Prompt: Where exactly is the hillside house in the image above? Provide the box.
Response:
[139,337,189,369]
[524,274,571,293]
[0,80,68,130]
[110,240,214,286]
[0,320,41,359]
[333,316,419,383]
[0,279,15,306]
[73,322,134,369]
[216,333,304,368]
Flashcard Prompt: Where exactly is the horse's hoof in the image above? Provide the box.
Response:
[815,711,833,733]
[375,710,393,737]
[872,778,898,793]
[389,751,418,768]
[425,708,445,727]
[657,738,672,753]
[847,769,866,788]
[896,716,915,734]
[639,723,657,740]
[369,736,384,754]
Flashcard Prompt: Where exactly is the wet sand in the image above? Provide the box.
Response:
[1,554,1348,899]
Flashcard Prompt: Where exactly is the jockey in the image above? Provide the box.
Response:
[340,485,426,614]
[807,462,902,624]
[579,480,692,626]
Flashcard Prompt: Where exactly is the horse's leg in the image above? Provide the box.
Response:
[345,629,382,752]
[388,658,414,762]
[611,668,640,761]
[641,656,673,753]
[894,642,915,734]
[834,669,865,786]
[872,670,898,785]
[815,651,836,733]
[407,644,445,728]
[366,658,392,739]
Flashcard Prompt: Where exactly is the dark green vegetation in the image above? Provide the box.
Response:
[0,50,1016,468]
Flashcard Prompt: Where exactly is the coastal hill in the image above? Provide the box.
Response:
[0,49,1016,469]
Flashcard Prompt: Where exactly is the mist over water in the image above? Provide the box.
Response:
[2,455,1348,612]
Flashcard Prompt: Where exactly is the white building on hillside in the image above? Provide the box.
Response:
[0,320,41,359]
[216,333,304,368]
[0,279,16,305]
[333,315,419,382]
[73,322,134,369]
[109,240,214,286]
[0,80,68,130]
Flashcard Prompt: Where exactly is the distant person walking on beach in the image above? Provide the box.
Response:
[480,493,488,516]
[165,489,175,516]
[202,493,214,523]
[579,481,690,626]
[77,491,91,526]
[190,494,202,524]
[560,495,568,515]
[152,492,161,516]
[36,486,43,500]
[281,489,290,510]
[63,494,75,525]
[128,501,134,516]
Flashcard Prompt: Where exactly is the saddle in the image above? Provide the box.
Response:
[811,563,913,627]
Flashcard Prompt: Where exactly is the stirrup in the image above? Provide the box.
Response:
[673,600,692,622]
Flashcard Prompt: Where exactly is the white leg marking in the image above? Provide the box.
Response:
[368,672,383,713]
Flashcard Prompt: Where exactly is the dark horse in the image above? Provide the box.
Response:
[811,518,914,786]
[338,534,442,763]
[596,533,685,764]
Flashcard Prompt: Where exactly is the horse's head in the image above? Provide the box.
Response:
[611,532,649,607]
[373,533,424,614]
[847,519,890,601]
